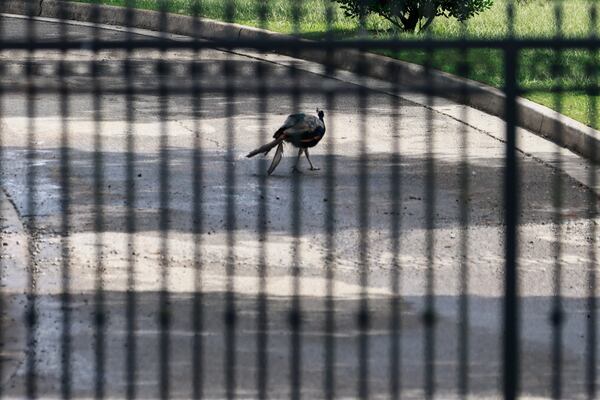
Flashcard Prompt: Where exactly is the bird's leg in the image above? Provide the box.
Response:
[305,148,320,171]
[292,148,303,173]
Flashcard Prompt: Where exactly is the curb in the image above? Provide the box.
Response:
[2,0,599,163]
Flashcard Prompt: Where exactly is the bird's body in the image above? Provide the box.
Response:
[273,113,326,148]
[246,110,326,175]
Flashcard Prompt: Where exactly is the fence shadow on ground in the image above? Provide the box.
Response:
[0,291,594,399]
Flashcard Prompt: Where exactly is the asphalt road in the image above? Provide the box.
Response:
[0,14,599,399]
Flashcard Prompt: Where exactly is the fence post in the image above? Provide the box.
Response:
[503,41,520,400]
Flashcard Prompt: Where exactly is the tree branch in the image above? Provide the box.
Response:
[379,10,409,31]
[418,14,436,32]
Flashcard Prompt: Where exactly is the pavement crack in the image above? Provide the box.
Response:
[537,115,544,134]
[0,187,41,291]
[175,119,221,148]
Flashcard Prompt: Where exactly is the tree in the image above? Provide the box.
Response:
[333,0,494,33]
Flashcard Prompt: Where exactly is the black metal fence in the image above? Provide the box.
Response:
[0,0,598,399]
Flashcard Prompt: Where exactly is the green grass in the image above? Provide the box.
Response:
[75,0,600,129]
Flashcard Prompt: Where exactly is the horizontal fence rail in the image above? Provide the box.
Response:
[6,37,600,50]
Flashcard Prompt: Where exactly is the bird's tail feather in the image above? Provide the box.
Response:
[267,142,284,175]
[246,136,285,158]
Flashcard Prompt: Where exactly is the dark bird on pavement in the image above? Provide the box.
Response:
[246,109,326,175]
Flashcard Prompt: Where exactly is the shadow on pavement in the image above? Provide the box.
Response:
[0,291,594,399]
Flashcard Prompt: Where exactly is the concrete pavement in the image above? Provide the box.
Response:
[0,14,599,399]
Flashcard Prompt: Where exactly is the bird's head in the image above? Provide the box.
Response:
[316,108,325,120]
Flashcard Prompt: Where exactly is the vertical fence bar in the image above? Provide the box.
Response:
[454,8,472,398]
[255,61,269,400]
[57,2,73,398]
[289,2,303,399]
[353,35,370,398]
[389,59,402,400]
[289,90,303,400]
[90,2,106,398]
[550,5,564,399]
[358,74,369,400]
[354,13,370,400]
[586,5,598,399]
[191,2,204,399]
[223,1,237,398]
[124,2,138,397]
[503,3,520,399]
[255,0,269,398]
[457,47,470,400]
[25,1,38,396]
[457,7,472,396]
[323,93,336,400]
[157,3,171,399]
[323,2,336,398]
[423,51,436,400]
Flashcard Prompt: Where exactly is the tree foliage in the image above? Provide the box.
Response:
[333,0,495,33]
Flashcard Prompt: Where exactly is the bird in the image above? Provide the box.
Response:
[246,109,326,175]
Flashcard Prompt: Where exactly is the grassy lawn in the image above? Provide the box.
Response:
[74,0,600,129]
